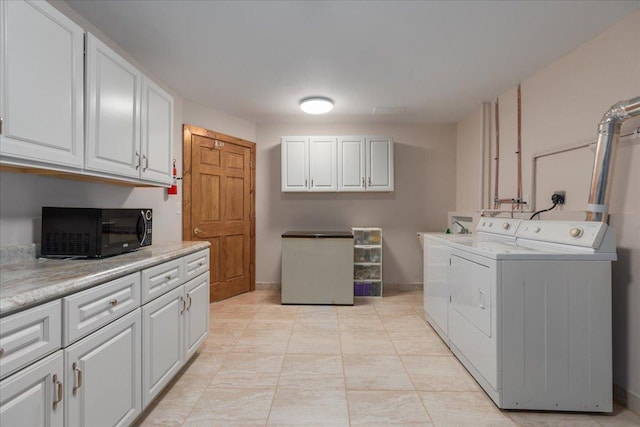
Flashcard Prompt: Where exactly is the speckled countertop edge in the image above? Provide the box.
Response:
[0,241,210,317]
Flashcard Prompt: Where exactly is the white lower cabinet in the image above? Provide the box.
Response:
[64,309,142,427]
[0,248,210,427]
[142,287,184,406]
[142,272,209,406]
[0,350,64,427]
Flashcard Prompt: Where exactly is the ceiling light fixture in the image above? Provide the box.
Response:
[300,97,333,115]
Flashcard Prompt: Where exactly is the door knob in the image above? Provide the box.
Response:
[194,228,203,236]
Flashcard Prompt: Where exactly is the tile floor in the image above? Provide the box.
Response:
[136,289,640,427]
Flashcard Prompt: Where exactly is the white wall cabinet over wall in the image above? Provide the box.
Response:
[0,1,173,187]
[0,0,84,169]
[282,135,393,192]
[85,34,173,186]
[338,136,394,192]
[281,136,337,192]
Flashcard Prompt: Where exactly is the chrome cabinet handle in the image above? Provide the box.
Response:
[368,176,372,186]
[479,289,486,309]
[135,151,140,170]
[52,374,63,409]
[72,363,82,395]
[362,177,365,187]
[180,296,186,314]
[186,294,192,310]
[142,154,149,171]
[311,178,314,187]
[305,179,308,187]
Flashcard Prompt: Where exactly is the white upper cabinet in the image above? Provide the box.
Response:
[338,136,366,192]
[309,136,337,191]
[283,135,393,192]
[85,33,173,185]
[281,136,309,192]
[140,77,173,184]
[0,0,84,168]
[366,136,394,191]
[85,33,142,179]
[337,136,394,192]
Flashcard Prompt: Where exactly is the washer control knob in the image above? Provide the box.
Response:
[503,223,510,230]
[570,227,583,238]
[534,227,541,233]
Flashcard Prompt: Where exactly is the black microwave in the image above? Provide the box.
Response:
[41,207,152,258]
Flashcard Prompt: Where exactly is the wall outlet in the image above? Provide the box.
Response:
[553,191,566,205]
[176,202,182,215]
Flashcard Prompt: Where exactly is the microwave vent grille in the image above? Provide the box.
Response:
[44,232,90,255]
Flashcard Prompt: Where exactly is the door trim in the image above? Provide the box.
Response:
[182,124,256,292]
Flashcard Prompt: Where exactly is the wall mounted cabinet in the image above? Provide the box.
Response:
[282,135,393,192]
[0,1,173,187]
[0,0,84,169]
[281,136,337,192]
[85,34,173,186]
[338,136,394,192]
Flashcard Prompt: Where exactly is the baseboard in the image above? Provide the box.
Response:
[255,282,425,292]
[255,282,280,290]
[614,383,640,415]
[384,282,423,291]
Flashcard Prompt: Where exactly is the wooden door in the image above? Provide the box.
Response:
[183,125,255,302]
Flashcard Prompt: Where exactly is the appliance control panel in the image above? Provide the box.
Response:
[516,220,608,248]
[476,218,521,237]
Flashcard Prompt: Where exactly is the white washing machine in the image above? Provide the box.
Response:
[420,219,617,412]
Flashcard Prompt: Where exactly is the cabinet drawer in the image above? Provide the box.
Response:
[0,300,62,380]
[141,258,184,304]
[184,249,209,281]
[63,272,141,346]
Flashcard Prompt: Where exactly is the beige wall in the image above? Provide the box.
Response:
[455,10,640,409]
[255,123,456,285]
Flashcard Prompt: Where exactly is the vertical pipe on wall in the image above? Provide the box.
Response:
[493,99,500,209]
[586,96,640,221]
[516,84,523,204]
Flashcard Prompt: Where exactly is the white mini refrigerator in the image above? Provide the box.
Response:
[281,231,354,305]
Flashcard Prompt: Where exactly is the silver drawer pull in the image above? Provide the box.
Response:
[52,374,63,409]
[72,363,82,395]
[180,296,186,314]
[110,299,118,307]
[186,294,192,310]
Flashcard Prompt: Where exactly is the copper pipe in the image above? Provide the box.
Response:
[493,98,500,209]
[516,84,523,203]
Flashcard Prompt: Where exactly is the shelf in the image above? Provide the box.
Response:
[352,227,382,297]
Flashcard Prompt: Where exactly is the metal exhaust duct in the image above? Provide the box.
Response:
[586,96,640,222]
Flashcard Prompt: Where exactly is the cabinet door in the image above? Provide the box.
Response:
[0,0,84,168]
[184,273,210,360]
[338,136,366,192]
[65,309,141,427]
[140,77,173,184]
[281,136,308,191]
[309,136,337,191]
[0,351,64,427]
[366,137,394,191]
[141,287,184,407]
[85,33,141,179]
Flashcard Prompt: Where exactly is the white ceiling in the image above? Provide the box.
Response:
[65,0,639,124]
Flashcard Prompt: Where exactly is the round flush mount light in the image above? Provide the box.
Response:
[300,97,334,114]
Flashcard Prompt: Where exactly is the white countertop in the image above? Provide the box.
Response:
[0,241,210,317]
